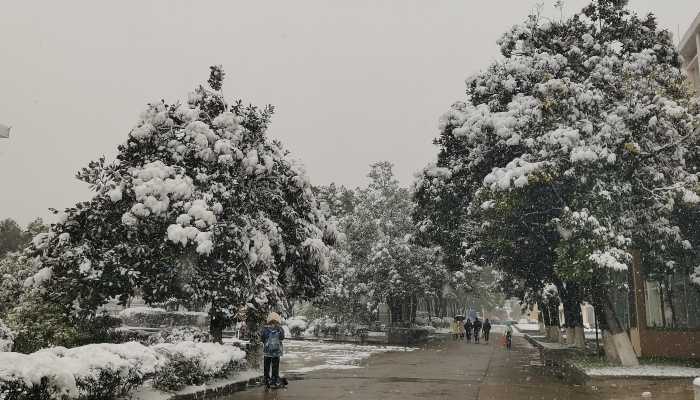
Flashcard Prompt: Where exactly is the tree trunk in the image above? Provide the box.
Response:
[540,300,560,342]
[560,281,585,348]
[594,291,639,367]
[246,315,262,368]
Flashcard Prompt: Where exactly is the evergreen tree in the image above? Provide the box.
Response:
[416,0,699,365]
[25,67,337,343]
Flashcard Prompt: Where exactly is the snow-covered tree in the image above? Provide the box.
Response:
[26,66,337,341]
[0,253,36,316]
[417,0,699,365]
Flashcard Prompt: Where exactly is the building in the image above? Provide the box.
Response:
[628,251,700,359]
[622,12,700,360]
[680,12,700,92]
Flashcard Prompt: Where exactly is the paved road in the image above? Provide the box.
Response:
[227,334,693,400]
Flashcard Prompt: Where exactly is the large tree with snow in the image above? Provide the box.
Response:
[26,67,336,341]
[416,0,700,365]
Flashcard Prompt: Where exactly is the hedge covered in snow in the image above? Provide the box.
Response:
[151,341,245,391]
[117,307,208,328]
[284,317,307,337]
[0,341,246,399]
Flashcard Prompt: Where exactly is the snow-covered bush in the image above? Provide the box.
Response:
[147,326,212,345]
[0,339,248,398]
[117,307,208,329]
[5,290,80,353]
[151,341,245,391]
[0,319,14,352]
[0,342,162,400]
[285,317,307,337]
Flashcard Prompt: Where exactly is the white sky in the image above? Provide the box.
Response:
[1,1,697,226]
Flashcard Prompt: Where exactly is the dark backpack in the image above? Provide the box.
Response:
[265,329,281,354]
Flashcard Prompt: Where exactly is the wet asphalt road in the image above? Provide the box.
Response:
[225,334,693,400]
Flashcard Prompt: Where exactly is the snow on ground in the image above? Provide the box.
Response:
[222,337,249,347]
[515,323,540,331]
[585,365,700,378]
[282,340,416,374]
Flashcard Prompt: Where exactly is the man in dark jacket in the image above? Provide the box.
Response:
[261,312,285,388]
[463,319,473,343]
[482,319,492,343]
[473,317,482,343]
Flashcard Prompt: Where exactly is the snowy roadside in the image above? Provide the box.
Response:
[583,365,700,379]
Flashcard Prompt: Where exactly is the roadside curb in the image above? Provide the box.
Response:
[170,376,262,400]
[524,333,698,397]
[523,334,587,384]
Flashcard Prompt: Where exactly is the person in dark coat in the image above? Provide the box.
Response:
[482,319,492,343]
[463,319,473,342]
[473,317,482,343]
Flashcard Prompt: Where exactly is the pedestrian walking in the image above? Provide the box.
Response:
[451,319,461,340]
[262,312,286,389]
[463,319,473,343]
[505,322,513,350]
[473,317,482,343]
[482,318,492,343]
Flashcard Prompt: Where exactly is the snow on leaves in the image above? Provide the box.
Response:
[26,68,335,324]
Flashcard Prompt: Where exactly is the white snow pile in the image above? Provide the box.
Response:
[283,340,416,374]
[0,341,246,399]
[483,157,547,191]
[585,365,700,378]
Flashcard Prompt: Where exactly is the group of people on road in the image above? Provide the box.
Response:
[452,317,492,343]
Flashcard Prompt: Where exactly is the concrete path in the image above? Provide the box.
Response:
[227,335,693,400]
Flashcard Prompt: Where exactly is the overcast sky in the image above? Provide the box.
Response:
[1,1,697,226]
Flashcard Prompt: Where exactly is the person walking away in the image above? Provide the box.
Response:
[505,322,513,350]
[483,319,492,343]
[464,319,473,343]
[473,317,482,343]
[262,312,285,388]
[451,319,460,340]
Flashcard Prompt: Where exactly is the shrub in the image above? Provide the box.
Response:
[0,342,163,400]
[0,340,248,398]
[117,307,208,329]
[5,291,79,353]
[104,328,145,344]
[0,319,14,352]
[0,377,59,400]
[151,341,245,391]
[74,368,144,400]
[72,314,123,346]
[285,317,307,337]
[152,354,208,391]
[147,327,212,345]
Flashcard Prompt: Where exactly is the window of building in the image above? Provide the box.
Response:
[644,271,700,329]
